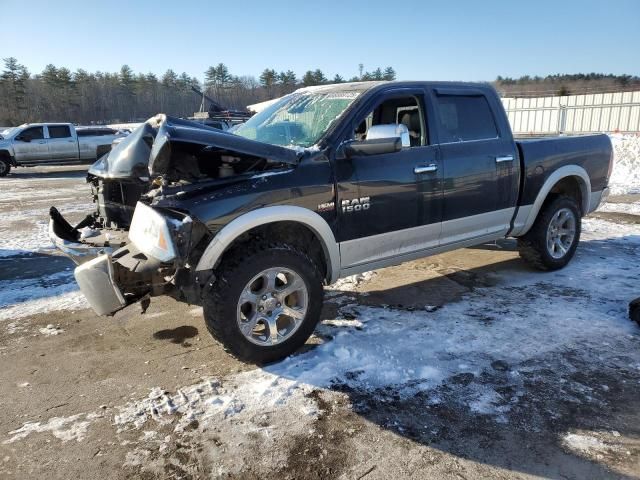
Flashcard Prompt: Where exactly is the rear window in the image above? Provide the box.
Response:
[435,94,498,143]
[48,125,71,138]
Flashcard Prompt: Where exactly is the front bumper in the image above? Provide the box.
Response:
[74,254,127,316]
[48,219,114,265]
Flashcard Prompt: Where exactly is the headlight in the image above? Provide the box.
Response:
[129,202,179,262]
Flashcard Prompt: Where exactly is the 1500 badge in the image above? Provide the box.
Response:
[341,196,370,213]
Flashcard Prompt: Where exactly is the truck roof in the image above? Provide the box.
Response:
[294,80,495,95]
[16,122,74,128]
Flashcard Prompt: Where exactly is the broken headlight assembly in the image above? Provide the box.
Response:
[128,202,191,262]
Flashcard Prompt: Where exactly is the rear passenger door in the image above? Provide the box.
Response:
[47,125,79,162]
[432,89,518,244]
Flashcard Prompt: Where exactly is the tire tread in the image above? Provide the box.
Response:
[517,195,581,271]
[202,240,323,363]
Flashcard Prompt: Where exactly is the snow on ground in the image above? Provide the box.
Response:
[38,324,64,336]
[4,412,103,444]
[8,212,639,461]
[0,221,52,258]
[0,271,88,322]
[597,200,640,215]
[0,170,93,321]
[328,270,376,292]
[0,202,93,258]
[608,133,640,195]
[561,430,631,460]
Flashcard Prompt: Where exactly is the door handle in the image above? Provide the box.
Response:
[414,164,438,174]
[495,155,514,163]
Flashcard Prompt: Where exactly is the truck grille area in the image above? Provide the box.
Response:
[92,179,148,229]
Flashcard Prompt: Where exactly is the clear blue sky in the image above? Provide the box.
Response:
[1,0,639,82]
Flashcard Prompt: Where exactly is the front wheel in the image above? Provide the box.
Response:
[202,242,324,363]
[0,157,11,177]
[517,195,581,271]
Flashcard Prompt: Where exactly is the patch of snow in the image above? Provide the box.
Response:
[0,271,88,322]
[329,271,376,292]
[6,322,24,334]
[114,371,319,435]
[79,227,100,240]
[0,221,53,258]
[4,414,93,444]
[597,201,640,215]
[0,291,87,322]
[39,324,63,336]
[608,134,640,195]
[562,432,615,455]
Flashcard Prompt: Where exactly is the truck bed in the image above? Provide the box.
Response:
[516,134,612,209]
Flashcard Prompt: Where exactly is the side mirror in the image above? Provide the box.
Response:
[366,124,410,148]
[344,137,402,158]
[16,135,30,142]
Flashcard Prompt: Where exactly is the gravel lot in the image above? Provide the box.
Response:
[1,165,639,479]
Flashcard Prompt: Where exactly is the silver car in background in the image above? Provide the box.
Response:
[0,123,127,176]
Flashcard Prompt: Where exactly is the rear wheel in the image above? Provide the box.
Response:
[517,195,581,271]
[202,241,324,364]
[0,157,11,177]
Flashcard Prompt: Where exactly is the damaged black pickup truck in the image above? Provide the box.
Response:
[50,81,613,363]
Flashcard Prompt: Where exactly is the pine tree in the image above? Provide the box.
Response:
[383,67,396,81]
[259,68,277,97]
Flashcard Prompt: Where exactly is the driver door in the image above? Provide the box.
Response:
[335,89,442,270]
[13,126,49,164]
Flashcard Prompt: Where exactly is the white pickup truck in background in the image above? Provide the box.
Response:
[0,123,127,176]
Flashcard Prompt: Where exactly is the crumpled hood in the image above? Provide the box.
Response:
[89,114,299,180]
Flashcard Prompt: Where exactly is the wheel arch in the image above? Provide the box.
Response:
[512,165,591,237]
[195,206,340,284]
[0,149,14,165]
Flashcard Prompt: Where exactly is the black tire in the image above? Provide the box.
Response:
[0,157,11,177]
[630,298,640,326]
[202,241,324,364]
[517,195,581,271]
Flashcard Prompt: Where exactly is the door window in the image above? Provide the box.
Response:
[435,94,498,143]
[48,125,72,138]
[20,127,45,141]
[353,95,426,147]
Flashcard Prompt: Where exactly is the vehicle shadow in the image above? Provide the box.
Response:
[2,166,88,180]
[0,250,74,282]
[153,325,199,345]
[267,237,640,479]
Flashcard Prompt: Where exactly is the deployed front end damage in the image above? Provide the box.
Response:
[74,202,208,316]
[49,114,301,315]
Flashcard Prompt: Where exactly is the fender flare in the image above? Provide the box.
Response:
[195,205,341,284]
[511,165,591,237]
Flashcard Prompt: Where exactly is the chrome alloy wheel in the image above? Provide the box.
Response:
[236,267,309,346]
[546,207,576,259]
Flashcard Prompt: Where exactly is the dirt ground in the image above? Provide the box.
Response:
[1,166,639,479]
